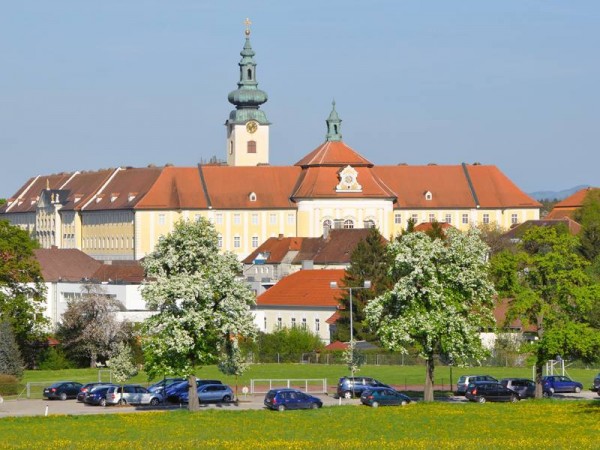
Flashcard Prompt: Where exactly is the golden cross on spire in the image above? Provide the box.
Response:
[244,18,252,36]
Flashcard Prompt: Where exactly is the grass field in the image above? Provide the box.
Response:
[1,401,599,449]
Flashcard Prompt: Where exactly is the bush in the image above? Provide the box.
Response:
[255,327,324,363]
[0,321,24,379]
[38,346,74,370]
[0,374,20,396]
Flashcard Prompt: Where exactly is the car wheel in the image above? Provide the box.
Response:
[543,391,551,398]
[59,392,67,401]
[510,395,519,403]
[371,401,379,408]
[277,404,286,412]
[549,387,555,394]
[574,386,581,393]
[343,391,352,399]
[310,402,319,409]
[118,399,126,405]
[478,397,486,404]
[401,400,408,406]
[150,397,160,406]
[223,395,232,403]
[99,398,107,407]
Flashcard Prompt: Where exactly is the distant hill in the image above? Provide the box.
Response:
[528,185,590,201]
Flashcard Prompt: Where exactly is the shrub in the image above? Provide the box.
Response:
[0,321,24,379]
[0,374,20,396]
[38,346,74,370]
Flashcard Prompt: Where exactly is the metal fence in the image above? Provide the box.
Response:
[250,379,328,394]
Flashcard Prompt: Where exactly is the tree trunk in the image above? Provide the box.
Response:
[188,375,200,411]
[424,357,435,402]
[534,363,544,399]
[90,350,97,368]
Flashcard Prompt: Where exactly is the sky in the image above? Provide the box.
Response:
[1,1,599,198]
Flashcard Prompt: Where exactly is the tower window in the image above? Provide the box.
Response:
[247,68,252,80]
[247,140,256,153]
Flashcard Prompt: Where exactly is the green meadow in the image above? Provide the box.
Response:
[1,401,599,449]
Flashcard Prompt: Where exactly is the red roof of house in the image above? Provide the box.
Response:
[325,311,341,325]
[502,218,581,240]
[91,261,145,283]
[257,269,345,307]
[295,141,373,167]
[493,298,537,333]
[546,187,599,219]
[324,340,349,351]
[136,166,208,210]
[414,222,454,232]
[243,236,305,264]
[34,248,103,282]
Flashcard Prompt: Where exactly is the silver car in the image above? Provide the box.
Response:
[104,385,163,406]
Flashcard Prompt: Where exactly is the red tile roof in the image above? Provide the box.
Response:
[324,340,348,351]
[136,167,208,209]
[295,141,373,167]
[243,236,305,264]
[502,218,581,240]
[325,311,341,325]
[34,248,103,282]
[414,222,454,232]
[546,187,599,219]
[200,166,300,209]
[465,165,541,208]
[2,173,73,214]
[257,269,345,307]
[494,298,537,333]
[294,229,379,264]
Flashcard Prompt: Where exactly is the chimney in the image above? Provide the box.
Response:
[278,234,284,240]
[301,260,314,270]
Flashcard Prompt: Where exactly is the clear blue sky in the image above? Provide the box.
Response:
[1,1,598,198]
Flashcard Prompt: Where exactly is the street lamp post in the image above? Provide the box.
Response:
[330,280,372,388]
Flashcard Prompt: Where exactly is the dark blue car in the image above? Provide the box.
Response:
[264,388,323,411]
[83,385,115,407]
[360,387,411,407]
[542,375,583,394]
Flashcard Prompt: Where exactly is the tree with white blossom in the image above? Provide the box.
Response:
[141,218,257,411]
[365,228,496,402]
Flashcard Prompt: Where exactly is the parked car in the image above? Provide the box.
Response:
[84,385,114,406]
[264,388,323,411]
[165,379,223,403]
[147,378,186,395]
[465,381,519,403]
[456,375,498,395]
[542,375,583,394]
[43,382,83,400]
[337,376,390,399]
[178,384,233,404]
[77,383,108,402]
[591,373,600,392]
[499,378,552,399]
[360,387,411,407]
[104,385,163,406]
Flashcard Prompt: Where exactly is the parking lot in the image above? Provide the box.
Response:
[0,390,597,418]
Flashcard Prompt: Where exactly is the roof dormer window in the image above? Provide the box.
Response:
[424,191,433,201]
[249,192,257,202]
[110,193,119,203]
[128,193,137,202]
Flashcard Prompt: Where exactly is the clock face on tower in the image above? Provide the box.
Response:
[246,121,258,134]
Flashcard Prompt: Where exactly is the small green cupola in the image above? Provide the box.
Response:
[325,100,342,142]
[227,20,269,125]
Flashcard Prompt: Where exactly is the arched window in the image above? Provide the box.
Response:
[363,219,375,229]
[247,68,252,80]
[247,141,256,153]
[343,219,354,229]
[323,219,332,234]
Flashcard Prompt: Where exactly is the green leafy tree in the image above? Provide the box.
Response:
[256,327,323,362]
[335,227,392,342]
[218,337,248,401]
[490,225,600,398]
[366,228,496,402]
[0,321,24,379]
[574,190,600,264]
[108,342,139,402]
[0,220,47,366]
[141,218,257,411]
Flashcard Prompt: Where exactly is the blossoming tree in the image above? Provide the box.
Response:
[141,218,257,411]
[365,228,496,402]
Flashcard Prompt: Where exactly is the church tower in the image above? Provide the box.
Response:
[226,19,270,166]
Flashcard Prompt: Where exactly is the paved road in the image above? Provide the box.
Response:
[0,391,597,418]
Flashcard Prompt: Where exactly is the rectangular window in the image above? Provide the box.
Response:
[277,317,282,329]
[251,213,259,225]
[216,213,223,225]
[247,140,257,153]
[411,213,418,223]
[269,213,277,225]
[158,214,166,225]
[429,213,436,223]
[462,214,469,224]
[252,236,259,248]
[511,213,518,224]
[445,214,452,224]
[302,318,307,329]
[195,214,201,222]
[483,214,490,224]
[217,235,223,248]
[264,317,267,331]
[394,213,402,224]
[233,214,241,225]
[291,317,296,328]
[287,213,294,225]
[315,318,320,332]
[233,236,241,248]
